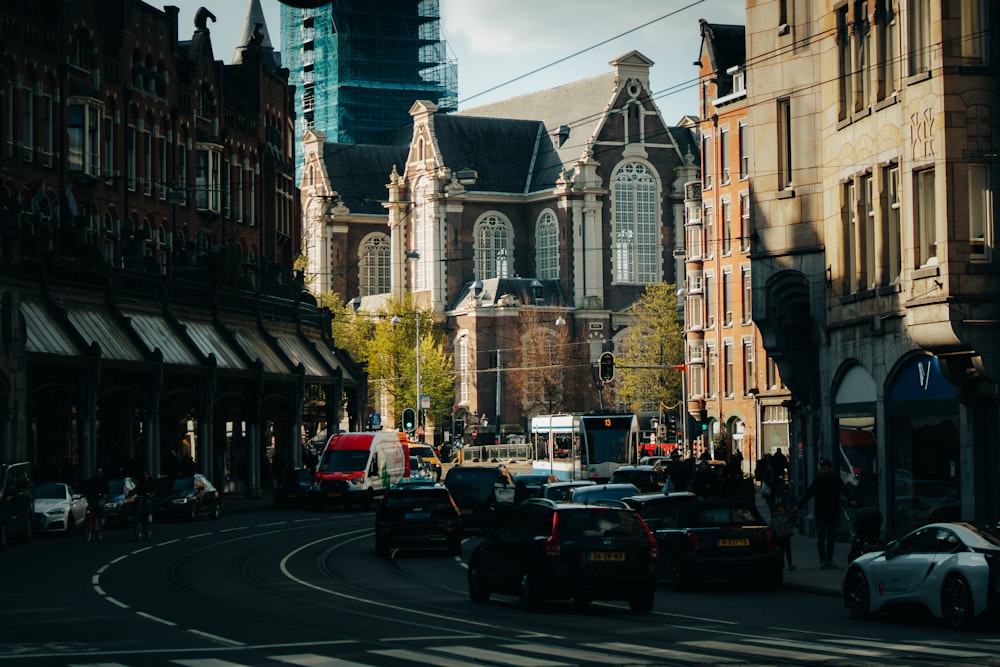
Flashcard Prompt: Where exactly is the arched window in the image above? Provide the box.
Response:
[359,233,391,296]
[412,176,431,289]
[535,210,559,280]
[455,333,469,405]
[612,161,659,283]
[475,212,512,280]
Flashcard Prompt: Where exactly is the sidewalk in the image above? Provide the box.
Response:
[221,467,847,598]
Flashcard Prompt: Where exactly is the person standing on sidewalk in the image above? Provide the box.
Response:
[794,458,854,569]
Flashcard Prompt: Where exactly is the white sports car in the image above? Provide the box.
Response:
[843,522,1000,629]
[32,482,88,535]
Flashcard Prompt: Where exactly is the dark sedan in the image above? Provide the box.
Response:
[274,467,315,508]
[654,499,783,590]
[152,474,222,521]
[374,483,462,557]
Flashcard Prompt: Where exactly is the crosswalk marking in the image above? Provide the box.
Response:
[372,649,486,667]
[172,660,254,667]
[267,654,371,666]
[588,641,741,663]
[436,646,569,666]
[684,640,838,662]
[826,638,990,659]
[506,642,654,664]
[744,637,889,658]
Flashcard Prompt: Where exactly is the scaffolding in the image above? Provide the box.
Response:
[281,0,458,182]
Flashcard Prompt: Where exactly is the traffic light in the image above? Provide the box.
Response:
[666,414,678,444]
[454,418,465,441]
[599,351,615,382]
[402,407,416,434]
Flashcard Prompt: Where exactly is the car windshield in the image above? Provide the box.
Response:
[574,486,637,502]
[35,483,65,499]
[559,508,645,538]
[318,449,370,472]
[410,446,435,458]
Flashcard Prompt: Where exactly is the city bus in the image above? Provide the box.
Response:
[529,412,639,482]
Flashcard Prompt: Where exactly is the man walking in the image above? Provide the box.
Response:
[795,458,854,569]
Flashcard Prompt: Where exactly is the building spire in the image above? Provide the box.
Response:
[233,0,274,64]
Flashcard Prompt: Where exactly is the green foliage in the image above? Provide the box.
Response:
[616,282,685,414]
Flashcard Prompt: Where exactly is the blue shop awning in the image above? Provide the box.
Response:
[21,300,79,356]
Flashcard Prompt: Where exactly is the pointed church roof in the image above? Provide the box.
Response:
[233,0,273,64]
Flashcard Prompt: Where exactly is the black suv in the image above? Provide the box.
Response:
[443,464,515,533]
[467,498,658,613]
[374,483,462,557]
[0,461,34,548]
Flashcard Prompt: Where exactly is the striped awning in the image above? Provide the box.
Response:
[21,300,79,356]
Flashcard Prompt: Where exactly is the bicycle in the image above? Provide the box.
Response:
[133,493,153,541]
[83,495,106,543]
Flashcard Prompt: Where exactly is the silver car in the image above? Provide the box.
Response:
[32,482,88,535]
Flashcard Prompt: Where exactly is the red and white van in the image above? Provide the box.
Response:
[313,431,409,509]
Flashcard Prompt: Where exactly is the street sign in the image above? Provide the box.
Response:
[420,393,431,410]
[471,429,478,440]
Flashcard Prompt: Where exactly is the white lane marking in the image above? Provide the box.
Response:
[826,638,989,658]
[507,642,655,664]
[745,636,887,658]
[104,596,129,609]
[372,649,484,667]
[257,521,287,527]
[186,532,212,539]
[436,646,569,666]
[589,642,741,664]
[220,527,250,533]
[185,629,245,646]
[684,640,838,662]
[268,654,372,666]
[136,611,177,626]
[382,635,478,642]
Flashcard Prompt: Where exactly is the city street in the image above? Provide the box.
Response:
[1,486,997,667]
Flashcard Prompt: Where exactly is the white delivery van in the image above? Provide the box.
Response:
[313,431,409,509]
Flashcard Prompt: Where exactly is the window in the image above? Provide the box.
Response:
[689,340,704,363]
[536,210,559,280]
[612,162,659,283]
[360,234,391,296]
[69,102,102,176]
[706,344,716,398]
[721,199,731,255]
[860,172,875,289]
[742,265,752,323]
[21,87,32,161]
[704,272,715,328]
[126,124,136,189]
[103,109,115,181]
[884,164,901,281]
[722,269,733,326]
[4,80,12,157]
[969,164,993,261]
[689,364,704,399]
[195,146,221,212]
[40,94,52,167]
[234,156,243,221]
[143,128,152,195]
[702,134,713,189]
[687,222,703,259]
[247,164,256,226]
[723,340,734,398]
[853,1,871,112]
[837,6,851,121]
[908,0,931,76]
[688,294,703,329]
[876,0,898,100]
[743,338,754,394]
[703,204,714,259]
[766,356,781,390]
[740,191,751,252]
[456,335,469,405]
[222,156,231,217]
[959,0,988,64]
[413,177,432,289]
[841,181,856,290]
[914,168,936,267]
[158,133,166,199]
[777,99,793,189]
[475,213,512,280]
[738,121,749,180]
[719,128,730,185]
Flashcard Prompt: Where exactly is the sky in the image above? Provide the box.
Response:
[165,0,745,125]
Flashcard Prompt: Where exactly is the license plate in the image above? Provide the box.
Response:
[326,492,341,498]
[405,512,431,520]
[589,551,625,561]
[461,508,473,515]
[718,538,750,547]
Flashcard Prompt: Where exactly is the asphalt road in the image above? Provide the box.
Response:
[1,503,998,667]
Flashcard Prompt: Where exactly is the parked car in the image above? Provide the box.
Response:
[843,522,1000,629]
[443,464,515,533]
[374,483,462,557]
[152,474,221,521]
[622,491,699,530]
[467,498,658,613]
[540,480,595,502]
[407,456,436,482]
[610,465,668,493]
[653,499,783,590]
[570,483,640,506]
[512,473,556,504]
[407,443,442,481]
[0,461,34,547]
[32,482,88,535]
[103,477,137,526]
[273,467,316,508]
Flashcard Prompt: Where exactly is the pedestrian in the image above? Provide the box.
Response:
[794,458,854,569]
[769,501,797,571]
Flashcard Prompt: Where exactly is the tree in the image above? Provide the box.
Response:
[616,282,685,414]
[508,308,592,418]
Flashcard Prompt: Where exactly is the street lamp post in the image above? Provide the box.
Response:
[392,251,422,439]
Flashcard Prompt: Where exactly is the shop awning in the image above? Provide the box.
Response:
[65,307,144,361]
[231,328,291,375]
[123,311,200,367]
[21,300,79,356]
[273,333,327,377]
[176,319,247,370]
[309,340,358,384]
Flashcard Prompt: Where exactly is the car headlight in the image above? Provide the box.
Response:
[351,478,364,486]
[172,497,190,504]
[106,502,120,510]
[46,508,64,515]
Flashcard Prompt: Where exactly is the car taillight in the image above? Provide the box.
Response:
[683,531,700,551]
[640,519,658,562]
[544,513,561,559]
[765,528,777,550]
